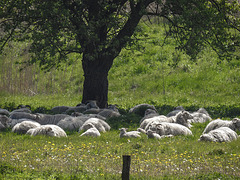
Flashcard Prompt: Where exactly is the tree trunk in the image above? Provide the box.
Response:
[81,53,113,108]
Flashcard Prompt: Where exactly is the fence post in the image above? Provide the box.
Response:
[122,155,131,180]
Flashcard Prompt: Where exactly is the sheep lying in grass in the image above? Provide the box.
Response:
[146,129,161,139]
[27,125,67,137]
[166,106,185,117]
[156,122,193,136]
[35,113,70,125]
[129,103,157,116]
[141,111,193,131]
[9,112,38,121]
[57,116,85,131]
[0,115,11,130]
[119,128,141,138]
[199,127,238,142]
[203,118,240,134]
[190,108,212,123]
[0,108,10,116]
[80,123,101,137]
[98,109,121,119]
[79,118,110,132]
[139,109,159,124]
[12,121,41,134]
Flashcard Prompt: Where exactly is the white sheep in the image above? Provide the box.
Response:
[199,127,238,142]
[12,121,41,134]
[26,125,67,137]
[190,108,212,123]
[119,128,141,138]
[166,106,185,117]
[146,129,161,139]
[137,128,147,134]
[139,109,159,124]
[140,115,167,130]
[203,118,240,134]
[80,123,101,137]
[35,113,70,125]
[156,122,193,136]
[79,118,111,132]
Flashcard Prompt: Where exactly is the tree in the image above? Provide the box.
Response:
[0,0,239,108]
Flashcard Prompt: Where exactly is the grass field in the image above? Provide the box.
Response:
[0,22,240,179]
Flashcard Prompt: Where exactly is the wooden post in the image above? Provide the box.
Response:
[122,155,131,180]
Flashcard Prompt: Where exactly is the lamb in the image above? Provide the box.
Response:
[80,123,101,137]
[35,113,70,125]
[79,118,111,132]
[129,103,157,116]
[12,121,41,134]
[26,125,67,137]
[146,129,161,139]
[199,127,238,142]
[203,118,240,134]
[119,128,141,138]
[156,122,193,136]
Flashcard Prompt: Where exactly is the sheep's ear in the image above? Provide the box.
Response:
[47,127,52,132]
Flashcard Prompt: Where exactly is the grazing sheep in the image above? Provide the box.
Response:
[12,121,41,134]
[203,118,240,134]
[80,123,101,137]
[0,115,11,129]
[119,128,141,138]
[79,118,110,132]
[129,104,157,116]
[27,125,67,137]
[57,116,86,131]
[166,106,185,117]
[146,129,161,139]
[156,122,193,136]
[35,113,70,125]
[9,112,38,121]
[0,108,10,116]
[199,127,238,142]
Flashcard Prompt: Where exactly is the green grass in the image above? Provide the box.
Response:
[0,122,240,179]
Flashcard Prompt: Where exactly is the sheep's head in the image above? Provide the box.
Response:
[144,109,157,116]
[176,111,193,128]
[198,134,214,142]
[232,118,240,130]
[156,124,165,136]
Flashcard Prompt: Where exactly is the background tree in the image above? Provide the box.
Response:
[0,0,239,108]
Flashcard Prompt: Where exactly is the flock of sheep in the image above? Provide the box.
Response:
[0,102,239,143]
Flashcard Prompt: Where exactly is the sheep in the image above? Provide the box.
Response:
[129,103,157,117]
[137,128,147,134]
[141,111,193,131]
[12,121,41,134]
[190,108,212,123]
[156,122,193,136]
[146,129,162,139]
[80,123,101,137]
[198,127,238,142]
[0,115,11,129]
[26,125,67,137]
[139,109,159,124]
[119,128,141,138]
[9,112,38,121]
[98,109,121,119]
[166,106,185,117]
[35,113,70,125]
[203,118,240,134]
[57,116,86,131]
[51,106,71,114]
[79,118,111,132]
[0,108,10,116]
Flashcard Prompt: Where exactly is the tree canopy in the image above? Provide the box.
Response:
[1,0,240,107]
